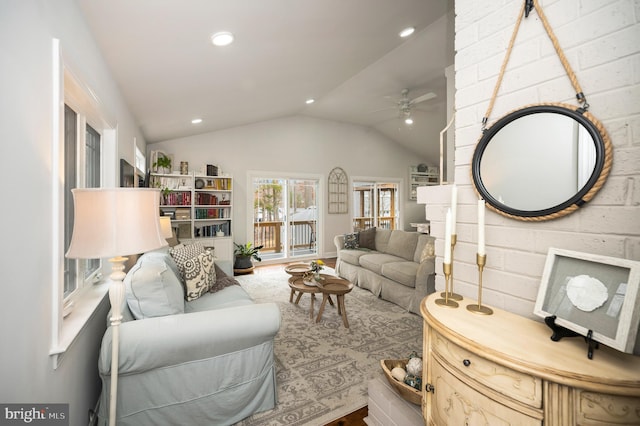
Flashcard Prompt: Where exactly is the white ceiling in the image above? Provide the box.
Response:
[77,0,454,161]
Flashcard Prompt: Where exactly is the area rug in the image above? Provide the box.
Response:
[233,267,423,426]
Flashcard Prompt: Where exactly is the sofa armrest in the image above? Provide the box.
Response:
[99,302,281,375]
[334,235,345,252]
[416,257,436,295]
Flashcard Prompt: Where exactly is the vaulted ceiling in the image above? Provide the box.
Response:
[77,0,454,161]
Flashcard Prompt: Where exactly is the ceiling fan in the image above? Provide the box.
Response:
[373,88,437,124]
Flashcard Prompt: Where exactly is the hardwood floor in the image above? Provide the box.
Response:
[324,406,368,426]
[253,258,369,425]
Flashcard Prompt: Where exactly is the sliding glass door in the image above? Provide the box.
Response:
[252,175,319,261]
[352,180,399,231]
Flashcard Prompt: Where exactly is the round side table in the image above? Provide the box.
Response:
[315,274,354,328]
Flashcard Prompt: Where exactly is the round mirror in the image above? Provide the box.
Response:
[472,104,612,221]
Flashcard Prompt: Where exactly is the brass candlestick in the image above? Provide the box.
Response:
[440,234,463,301]
[467,253,493,315]
[436,262,458,308]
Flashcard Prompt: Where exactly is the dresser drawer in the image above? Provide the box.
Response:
[431,330,543,408]
[576,390,640,425]
[429,358,542,426]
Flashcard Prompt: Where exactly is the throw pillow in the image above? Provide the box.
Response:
[358,227,376,250]
[170,242,206,280]
[420,239,435,263]
[125,257,185,319]
[183,250,216,301]
[343,232,359,249]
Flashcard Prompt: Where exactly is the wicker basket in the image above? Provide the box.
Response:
[380,359,422,405]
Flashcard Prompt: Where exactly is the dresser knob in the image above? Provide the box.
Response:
[463,359,471,367]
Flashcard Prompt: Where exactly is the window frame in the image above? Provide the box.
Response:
[351,176,403,231]
[49,39,118,368]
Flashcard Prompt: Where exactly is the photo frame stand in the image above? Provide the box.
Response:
[544,315,600,360]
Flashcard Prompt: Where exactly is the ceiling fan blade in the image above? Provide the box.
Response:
[410,92,437,104]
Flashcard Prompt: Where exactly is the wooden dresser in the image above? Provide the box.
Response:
[420,294,640,425]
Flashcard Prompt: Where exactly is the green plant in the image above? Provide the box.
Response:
[234,242,263,262]
[153,153,172,170]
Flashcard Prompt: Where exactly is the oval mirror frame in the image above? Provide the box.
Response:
[472,103,613,221]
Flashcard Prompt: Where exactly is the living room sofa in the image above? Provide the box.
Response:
[96,245,281,426]
[334,227,436,314]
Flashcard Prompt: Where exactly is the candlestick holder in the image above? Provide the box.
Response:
[440,234,463,301]
[467,253,493,315]
[436,262,458,308]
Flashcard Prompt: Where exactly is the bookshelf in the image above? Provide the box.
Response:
[151,172,233,262]
[409,166,439,200]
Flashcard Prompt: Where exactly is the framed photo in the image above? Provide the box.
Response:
[534,248,640,354]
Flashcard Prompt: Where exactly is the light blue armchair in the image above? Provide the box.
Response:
[96,248,281,425]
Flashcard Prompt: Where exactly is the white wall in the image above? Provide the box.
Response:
[0,1,146,423]
[420,0,640,319]
[149,115,432,256]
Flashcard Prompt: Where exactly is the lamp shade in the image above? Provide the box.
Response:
[66,188,167,259]
[159,216,173,239]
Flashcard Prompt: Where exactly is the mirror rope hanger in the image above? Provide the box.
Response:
[482,0,588,131]
[473,0,613,222]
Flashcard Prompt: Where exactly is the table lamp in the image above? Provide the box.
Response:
[65,188,167,426]
[159,215,174,239]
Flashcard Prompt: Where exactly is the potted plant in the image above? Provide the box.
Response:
[233,242,263,272]
[153,153,172,174]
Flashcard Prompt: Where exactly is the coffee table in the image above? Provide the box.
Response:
[315,274,354,328]
[284,263,312,278]
[288,275,331,321]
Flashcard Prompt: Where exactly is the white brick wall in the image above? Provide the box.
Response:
[419,0,640,318]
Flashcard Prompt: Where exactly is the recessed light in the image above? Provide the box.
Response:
[399,27,415,38]
[404,117,414,125]
[211,31,234,46]
[305,98,315,105]
[191,118,203,124]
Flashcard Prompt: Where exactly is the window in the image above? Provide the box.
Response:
[50,39,117,367]
[63,107,103,297]
[352,180,399,231]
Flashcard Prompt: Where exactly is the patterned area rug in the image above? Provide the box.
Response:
[233,267,423,426]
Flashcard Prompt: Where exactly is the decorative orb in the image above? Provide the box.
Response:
[406,357,422,376]
[391,366,406,381]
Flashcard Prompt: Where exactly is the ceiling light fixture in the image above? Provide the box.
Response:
[191,118,203,124]
[405,117,414,125]
[211,31,234,46]
[399,27,415,38]
[305,98,315,105]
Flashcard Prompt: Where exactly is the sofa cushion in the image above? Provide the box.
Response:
[185,285,254,313]
[358,227,376,250]
[343,232,359,249]
[359,252,406,275]
[374,228,393,253]
[125,256,185,320]
[386,231,419,261]
[340,249,370,266]
[381,261,418,288]
[183,251,216,301]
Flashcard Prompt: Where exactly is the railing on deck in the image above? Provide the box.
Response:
[254,220,316,254]
[353,216,395,231]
